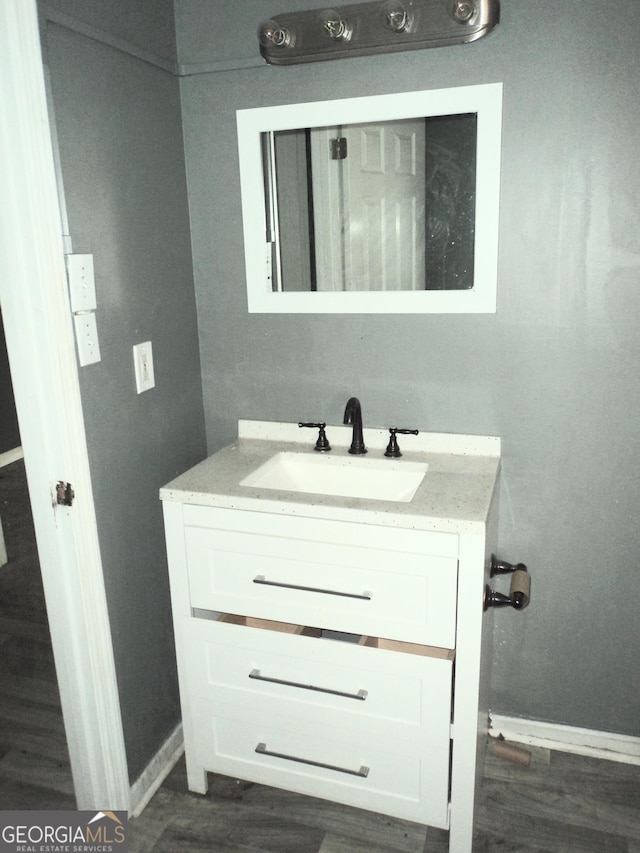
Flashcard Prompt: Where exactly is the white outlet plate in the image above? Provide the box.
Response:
[67,253,97,312]
[73,312,101,366]
[133,341,155,393]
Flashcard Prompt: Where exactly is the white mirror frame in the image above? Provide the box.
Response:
[237,82,503,314]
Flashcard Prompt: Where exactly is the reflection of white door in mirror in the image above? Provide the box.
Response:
[312,121,426,293]
[237,83,502,313]
[342,120,425,292]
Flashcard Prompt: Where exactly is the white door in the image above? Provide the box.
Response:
[343,119,425,291]
[312,120,425,292]
[0,0,129,811]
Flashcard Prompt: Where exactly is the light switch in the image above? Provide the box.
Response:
[133,341,155,394]
[67,254,97,312]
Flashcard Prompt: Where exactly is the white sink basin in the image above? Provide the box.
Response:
[239,452,428,503]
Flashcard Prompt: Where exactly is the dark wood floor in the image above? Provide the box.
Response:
[2,459,639,850]
[126,743,640,853]
[0,458,75,810]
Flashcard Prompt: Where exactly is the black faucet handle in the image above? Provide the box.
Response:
[384,427,419,458]
[298,422,331,452]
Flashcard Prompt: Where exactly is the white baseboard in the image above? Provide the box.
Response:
[0,446,24,468]
[129,723,184,817]
[489,714,640,766]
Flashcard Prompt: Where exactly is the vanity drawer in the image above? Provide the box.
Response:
[184,522,458,647]
[195,716,449,827]
[186,634,451,831]
[183,615,454,732]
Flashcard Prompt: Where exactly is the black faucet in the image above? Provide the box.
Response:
[343,397,367,455]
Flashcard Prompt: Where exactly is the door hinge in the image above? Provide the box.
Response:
[56,481,75,507]
[330,137,348,160]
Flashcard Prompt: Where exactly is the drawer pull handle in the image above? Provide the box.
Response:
[249,668,367,701]
[255,742,369,778]
[253,575,372,601]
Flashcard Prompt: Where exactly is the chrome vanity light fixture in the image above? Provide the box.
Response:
[258,0,499,65]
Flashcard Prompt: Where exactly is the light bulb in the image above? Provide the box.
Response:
[451,1,477,23]
[258,19,293,49]
[382,1,414,34]
[319,9,352,41]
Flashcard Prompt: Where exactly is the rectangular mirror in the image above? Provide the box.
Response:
[237,83,502,313]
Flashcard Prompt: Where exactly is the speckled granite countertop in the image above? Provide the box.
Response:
[160,420,501,534]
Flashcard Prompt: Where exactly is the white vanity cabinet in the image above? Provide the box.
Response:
[161,422,500,853]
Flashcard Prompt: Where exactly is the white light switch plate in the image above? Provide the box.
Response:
[133,341,155,393]
[74,313,101,366]
[67,253,97,312]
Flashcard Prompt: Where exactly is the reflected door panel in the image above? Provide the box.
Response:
[343,120,425,291]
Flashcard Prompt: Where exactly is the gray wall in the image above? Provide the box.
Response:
[44,0,178,63]
[175,0,640,738]
[41,1,206,782]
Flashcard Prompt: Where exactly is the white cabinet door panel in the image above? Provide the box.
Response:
[189,706,450,828]
[183,615,452,826]
[183,616,453,730]
[185,526,458,647]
